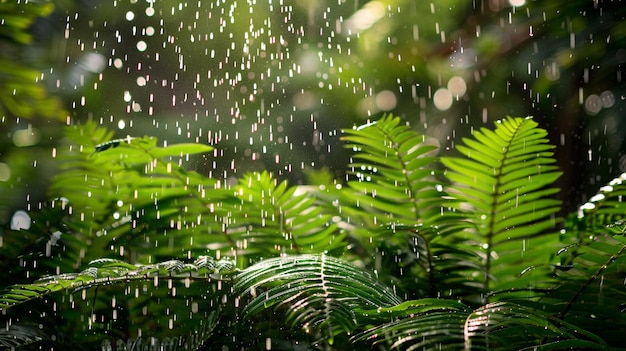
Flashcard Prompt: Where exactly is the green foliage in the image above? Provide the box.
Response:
[2,114,626,350]
[0,257,235,310]
[341,115,443,224]
[442,117,563,296]
[231,172,345,259]
[235,254,401,345]
[0,1,65,120]
[353,298,471,350]
[548,181,626,345]
[336,115,473,299]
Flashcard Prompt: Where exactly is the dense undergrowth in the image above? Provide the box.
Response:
[1,115,625,350]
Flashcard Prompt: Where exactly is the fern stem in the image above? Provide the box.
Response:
[483,120,525,299]
[136,144,240,253]
[375,122,440,296]
[1,274,219,311]
[279,205,302,255]
[484,161,505,298]
[558,243,626,320]
[411,228,437,297]
[375,124,421,219]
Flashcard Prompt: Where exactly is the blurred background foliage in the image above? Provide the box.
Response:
[0,1,624,232]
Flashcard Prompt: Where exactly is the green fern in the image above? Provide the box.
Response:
[464,301,608,350]
[570,172,626,233]
[341,114,444,225]
[229,171,345,259]
[352,298,470,350]
[338,115,477,299]
[352,299,607,351]
[50,123,232,268]
[49,122,117,223]
[234,253,402,345]
[0,257,234,311]
[442,116,563,296]
[3,115,626,350]
[0,256,234,349]
[548,219,626,345]
[562,172,626,255]
[0,323,45,349]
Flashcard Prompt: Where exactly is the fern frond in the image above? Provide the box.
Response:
[354,299,604,350]
[441,116,562,295]
[0,256,227,348]
[377,224,481,299]
[464,301,607,350]
[0,257,234,311]
[49,122,116,221]
[543,221,626,345]
[228,171,345,259]
[0,323,46,349]
[234,254,402,344]
[352,298,470,350]
[341,114,444,224]
[337,115,479,299]
[49,123,234,267]
[0,256,229,349]
[563,172,626,252]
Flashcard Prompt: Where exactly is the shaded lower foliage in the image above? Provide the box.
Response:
[1,115,625,350]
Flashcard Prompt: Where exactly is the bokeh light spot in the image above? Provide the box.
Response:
[375,90,397,111]
[13,128,40,147]
[136,40,148,52]
[584,94,602,115]
[433,88,453,111]
[0,163,10,182]
[447,76,467,98]
[10,210,31,230]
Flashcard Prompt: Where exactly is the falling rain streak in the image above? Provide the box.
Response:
[50,0,497,188]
